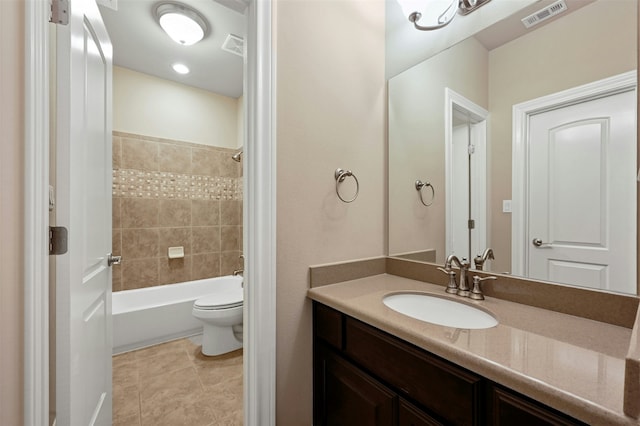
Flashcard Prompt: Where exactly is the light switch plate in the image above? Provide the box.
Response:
[503,200,512,213]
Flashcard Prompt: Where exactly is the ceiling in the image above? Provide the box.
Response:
[98,0,246,98]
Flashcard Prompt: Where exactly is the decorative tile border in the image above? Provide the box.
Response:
[113,169,242,201]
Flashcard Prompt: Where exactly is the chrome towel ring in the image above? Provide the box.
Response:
[335,168,359,203]
[415,180,435,206]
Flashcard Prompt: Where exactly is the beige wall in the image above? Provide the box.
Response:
[274,0,386,423]
[0,1,24,424]
[112,132,243,291]
[113,66,240,148]
[388,37,489,263]
[488,0,637,272]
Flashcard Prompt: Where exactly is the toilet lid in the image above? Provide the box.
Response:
[194,289,243,310]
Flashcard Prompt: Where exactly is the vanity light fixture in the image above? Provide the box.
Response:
[397,0,492,31]
[155,2,209,46]
[172,63,190,74]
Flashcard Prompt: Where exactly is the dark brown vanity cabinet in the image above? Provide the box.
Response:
[313,302,586,426]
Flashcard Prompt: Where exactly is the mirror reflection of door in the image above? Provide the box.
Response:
[513,73,637,294]
[446,89,488,265]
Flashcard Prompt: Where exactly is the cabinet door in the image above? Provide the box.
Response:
[489,385,586,426]
[399,399,443,426]
[315,345,396,426]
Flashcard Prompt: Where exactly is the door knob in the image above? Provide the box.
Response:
[532,238,552,248]
[108,253,122,266]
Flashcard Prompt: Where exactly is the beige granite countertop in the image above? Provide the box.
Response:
[307,273,640,425]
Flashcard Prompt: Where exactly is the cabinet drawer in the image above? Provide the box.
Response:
[314,302,343,350]
[488,385,586,426]
[345,317,483,426]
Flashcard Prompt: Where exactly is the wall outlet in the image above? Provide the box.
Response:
[503,200,512,213]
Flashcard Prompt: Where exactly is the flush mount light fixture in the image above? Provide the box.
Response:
[397,0,491,31]
[172,63,190,74]
[155,2,209,46]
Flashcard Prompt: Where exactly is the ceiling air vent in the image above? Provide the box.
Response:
[222,34,244,57]
[521,0,568,29]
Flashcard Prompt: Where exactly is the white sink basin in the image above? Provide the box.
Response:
[383,293,498,329]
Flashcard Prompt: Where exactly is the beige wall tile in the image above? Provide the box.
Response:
[113,135,122,170]
[122,138,159,171]
[158,227,191,256]
[221,252,242,276]
[113,133,242,292]
[158,257,192,285]
[122,258,159,290]
[192,200,220,226]
[221,226,240,252]
[122,228,160,259]
[191,148,221,177]
[159,143,191,174]
[121,198,159,228]
[192,226,220,254]
[218,151,237,178]
[220,201,241,226]
[159,199,192,227]
[113,198,122,229]
[112,229,123,291]
[192,253,221,280]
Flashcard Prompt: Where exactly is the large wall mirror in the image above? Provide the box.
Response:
[387,0,638,295]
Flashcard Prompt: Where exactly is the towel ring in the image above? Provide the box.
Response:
[335,168,359,203]
[415,180,435,206]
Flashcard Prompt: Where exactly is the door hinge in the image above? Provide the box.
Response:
[468,219,475,230]
[50,0,69,25]
[468,144,476,155]
[49,226,68,255]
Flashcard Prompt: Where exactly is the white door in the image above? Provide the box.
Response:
[528,90,636,294]
[56,0,113,423]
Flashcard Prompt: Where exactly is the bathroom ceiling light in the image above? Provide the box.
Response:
[156,2,209,46]
[172,63,190,74]
[396,0,492,31]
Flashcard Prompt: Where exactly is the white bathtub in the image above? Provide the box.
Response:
[112,275,243,354]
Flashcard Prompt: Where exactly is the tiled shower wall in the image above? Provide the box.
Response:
[111,131,243,292]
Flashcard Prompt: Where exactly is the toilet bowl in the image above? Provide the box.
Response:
[192,279,243,356]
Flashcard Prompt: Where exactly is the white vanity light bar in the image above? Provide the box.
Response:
[521,0,567,29]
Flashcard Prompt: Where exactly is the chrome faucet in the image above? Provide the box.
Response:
[444,255,471,297]
[473,248,495,271]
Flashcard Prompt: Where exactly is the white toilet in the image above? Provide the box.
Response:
[192,278,243,356]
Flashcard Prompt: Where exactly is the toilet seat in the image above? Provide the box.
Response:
[194,289,243,310]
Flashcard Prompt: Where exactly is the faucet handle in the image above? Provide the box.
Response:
[437,267,458,294]
[470,275,496,300]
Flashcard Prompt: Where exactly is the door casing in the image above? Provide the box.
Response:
[23,1,277,425]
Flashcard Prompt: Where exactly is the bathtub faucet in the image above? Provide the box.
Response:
[234,254,244,277]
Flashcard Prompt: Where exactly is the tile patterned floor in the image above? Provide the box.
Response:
[112,337,243,426]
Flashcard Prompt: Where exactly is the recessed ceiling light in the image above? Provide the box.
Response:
[172,63,190,74]
[156,2,209,46]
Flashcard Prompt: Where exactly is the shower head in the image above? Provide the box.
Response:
[232,150,242,162]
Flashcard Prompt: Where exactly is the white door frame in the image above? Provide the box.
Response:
[23,0,276,425]
[444,88,489,259]
[511,70,637,277]
[24,1,51,424]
